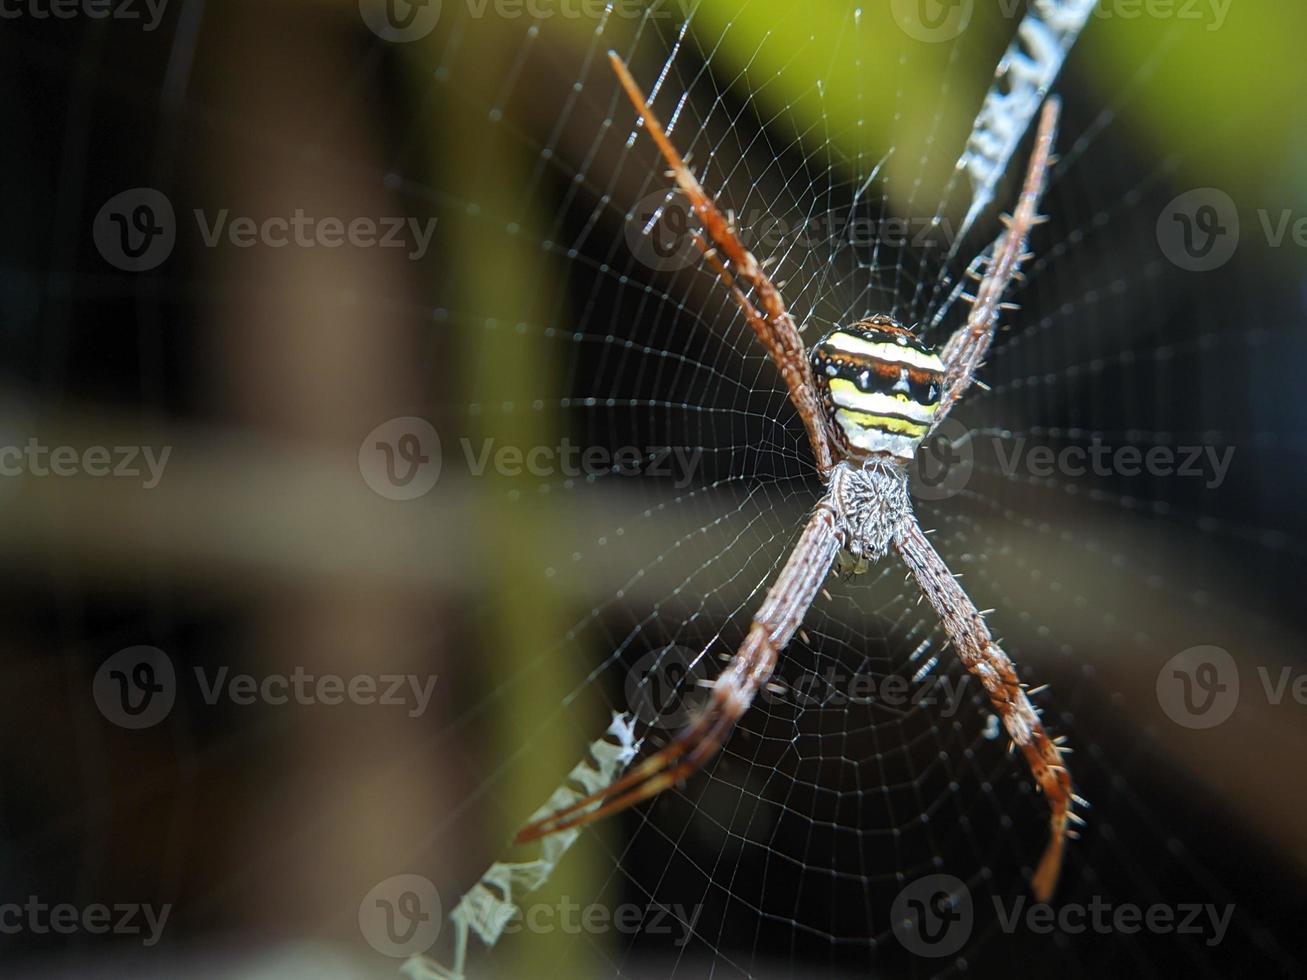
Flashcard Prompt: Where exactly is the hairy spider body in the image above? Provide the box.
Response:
[517,53,1081,904]
[829,460,909,564]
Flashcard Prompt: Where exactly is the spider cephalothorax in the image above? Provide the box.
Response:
[811,315,944,464]
[829,460,909,564]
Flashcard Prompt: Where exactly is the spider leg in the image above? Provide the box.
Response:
[515,501,844,844]
[609,52,835,477]
[933,98,1060,427]
[894,512,1077,902]
[513,633,766,843]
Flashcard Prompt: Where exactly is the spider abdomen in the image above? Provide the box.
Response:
[811,318,944,462]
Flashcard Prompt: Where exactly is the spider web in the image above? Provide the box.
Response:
[4,2,1305,979]
[396,4,1302,978]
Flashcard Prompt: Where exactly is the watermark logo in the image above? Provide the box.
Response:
[908,427,1236,501]
[625,191,700,273]
[892,0,1231,41]
[993,894,1234,944]
[95,190,439,271]
[191,666,438,717]
[0,897,171,946]
[996,437,1236,489]
[502,897,702,945]
[358,418,703,498]
[624,199,957,275]
[1157,645,1239,729]
[891,873,973,957]
[363,0,687,34]
[1,0,171,31]
[360,417,443,500]
[0,439,171,488]
[93,646,176,730]
[908,417,974,502]
[995,0,1231,30]
[625,645,712,730]
[359,0,442,41]
[891,0,974,43]
[1159,189,1307,270]
[1087,0,1231,30]
[625,650,969,736]
[892,879,1234,951]
[767,665,970,717]
[461,438,702,487]
[1157,188,1240,272]
[192,210,437,259]
[359,874,441,958]
[1260,664,1307,709]
[1259,208,1307,251]
[95,647,440,728]
[1157,646,1307,728]
[94,188,176,272]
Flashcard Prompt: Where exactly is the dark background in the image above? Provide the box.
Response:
[1,1,1304,977]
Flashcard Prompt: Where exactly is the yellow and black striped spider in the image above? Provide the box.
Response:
[518,53,1084,902]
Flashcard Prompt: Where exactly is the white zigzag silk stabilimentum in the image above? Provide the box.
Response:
[957,0,1095,240]
[403,714,640,980]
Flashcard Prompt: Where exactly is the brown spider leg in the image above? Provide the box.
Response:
[609,52,834,477]
[691,232,782,368]
[514,647,759,843]
[894,514,1077,902]
[516,502,844,845]
[934,97,1061,425]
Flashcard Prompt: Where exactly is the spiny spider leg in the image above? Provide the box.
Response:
[515,502,844,844]
[691,233,775,354]
[933,97,1061,427]
[609,52,835,477]
[894,514,1075,901]
[528,54,1078,902]
[513,682,741,842]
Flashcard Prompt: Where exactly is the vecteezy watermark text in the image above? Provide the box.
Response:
[1,0,170,30]
[94,189,438,272]
[192,209,436,259]
[627,193,958,273]
[993,437,1235,490]
[0,897,171,946]
[502,897,702,947]
[907,420,1237,503]
[461,438,701,487]
[892,873,1235,957]
[0,439,171,488]
[625,644,972,732]
[360,0,701,44]
[93,646,438,729]
[191,666,437,717]
[359,416,704,500]
[993,895,1234,946]
[891,0,1230,43]
[769,665,969,716]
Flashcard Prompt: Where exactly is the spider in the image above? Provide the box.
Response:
[517,52,1084,902]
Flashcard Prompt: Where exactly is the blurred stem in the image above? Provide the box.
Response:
[423,26,605,977]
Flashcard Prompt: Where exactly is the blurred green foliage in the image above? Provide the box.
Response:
[682,0,1306,206]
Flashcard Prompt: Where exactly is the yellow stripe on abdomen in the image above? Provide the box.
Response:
[833,408,929,439]
[821,330,945,372]
[827,378,939,422]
